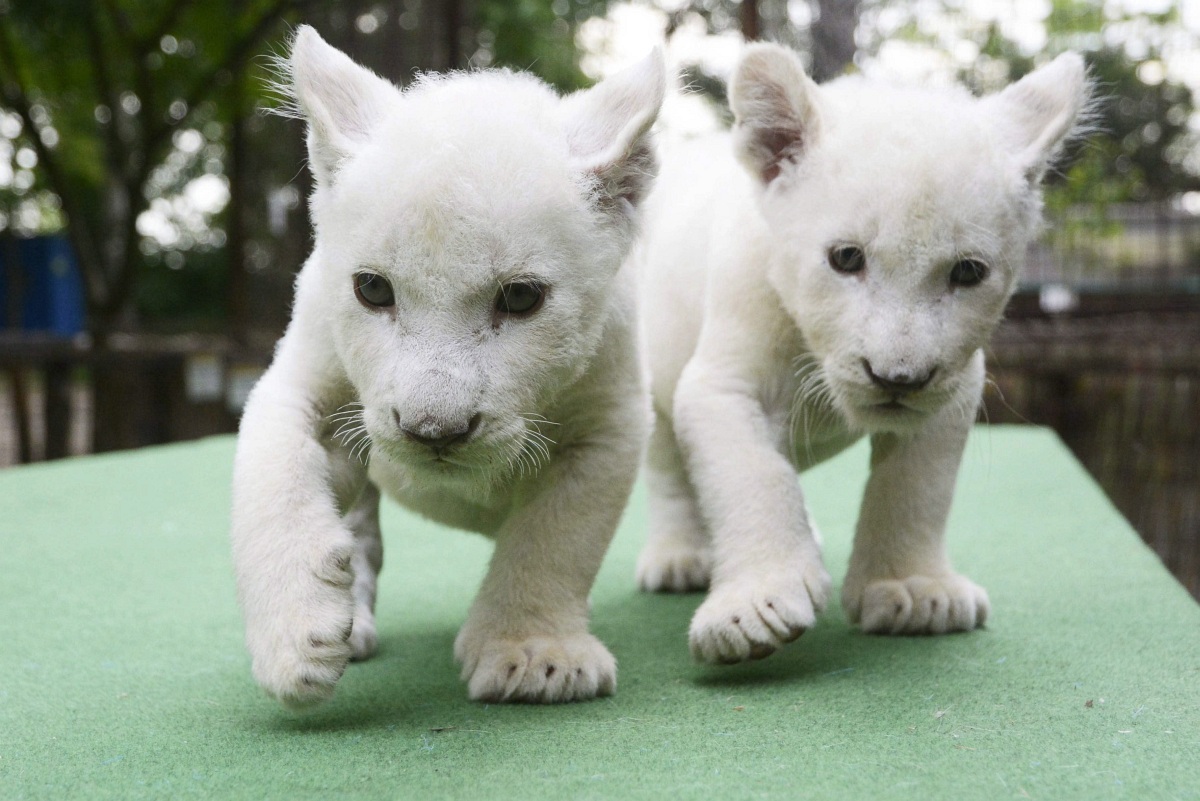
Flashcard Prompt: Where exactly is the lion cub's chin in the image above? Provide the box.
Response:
[845,402,933,434]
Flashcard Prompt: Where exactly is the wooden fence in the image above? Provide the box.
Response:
[2,294,1198,600]
[0,332,270,463]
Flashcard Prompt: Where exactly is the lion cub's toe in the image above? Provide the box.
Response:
[455,632,616,703]
[847,574,989,635]
[636,541,712,593]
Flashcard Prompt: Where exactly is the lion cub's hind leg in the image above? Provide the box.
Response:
[637,411,712,593]
[342,481,384,661]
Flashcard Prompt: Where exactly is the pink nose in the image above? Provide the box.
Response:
[395,412,481,450]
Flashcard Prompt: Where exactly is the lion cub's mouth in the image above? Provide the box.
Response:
[422,449,475,467]
[850,398,931,432]
[864,396,930,419]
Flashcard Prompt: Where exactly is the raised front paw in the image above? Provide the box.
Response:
[689,564,832,664]
[244,550,357,709]
[843,574,989,635]
[636,540,711,593]
[454,630,617,703]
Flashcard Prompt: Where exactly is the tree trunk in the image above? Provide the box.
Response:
[741,0,760,42]
[10,367,32,463]
[227,75,249,345]
[43,361,71,460]
[444,0,463,68]
[810,0,860,82]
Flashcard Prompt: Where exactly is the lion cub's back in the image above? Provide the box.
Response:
[637,134,755,417]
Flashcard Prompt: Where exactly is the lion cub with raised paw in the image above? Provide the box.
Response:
[231,26,664,707]
[636,43,1089,663]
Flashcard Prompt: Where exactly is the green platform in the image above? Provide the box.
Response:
[1,427,1197,800]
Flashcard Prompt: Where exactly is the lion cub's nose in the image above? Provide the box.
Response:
[862,360,935,394]
[397,412,482,450]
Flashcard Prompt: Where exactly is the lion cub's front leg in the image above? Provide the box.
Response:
[454,421,642,702]
[841,408,989,635]
[673,366,831,664]
[231,356,370,709]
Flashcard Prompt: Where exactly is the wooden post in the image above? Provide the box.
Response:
[741,0,759,42]
[43,361,71,459]
[10,367,32,463]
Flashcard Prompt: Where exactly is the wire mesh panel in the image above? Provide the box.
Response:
[986,310,1200,600]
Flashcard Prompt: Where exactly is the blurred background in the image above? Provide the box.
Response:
[0,0,1196,598]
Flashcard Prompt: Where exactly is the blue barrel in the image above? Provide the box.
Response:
[0,234,85,336]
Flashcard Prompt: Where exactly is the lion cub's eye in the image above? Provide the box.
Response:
[494,281,546,317]
[827,245,866,274]
[949,259,990,288]
[354,272,395,309]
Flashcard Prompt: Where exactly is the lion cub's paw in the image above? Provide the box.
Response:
[246,548,357,709]
[689,564,832,664]
[250,604,355,710]
[635,540,711,593]
[844,574,989,635]
[454,631,616,703]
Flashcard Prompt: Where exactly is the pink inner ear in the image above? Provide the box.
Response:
[584,137,655,212]
[757,127,804,184]
[584,162,632,211]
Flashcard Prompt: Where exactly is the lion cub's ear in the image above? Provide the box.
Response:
[286,25,399,185]
[983,52,1090,183]
[558,48,667,215]
[729,43,822,185]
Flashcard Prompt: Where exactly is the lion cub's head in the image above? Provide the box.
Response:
[730,44,1088,434]
[282,27,663,480]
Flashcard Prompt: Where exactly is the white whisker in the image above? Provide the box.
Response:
[789,353,837,466]
[325,402,372,466]
[511,413,559,478]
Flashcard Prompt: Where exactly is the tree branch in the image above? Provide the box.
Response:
[143,0,199,53]
[141,0,297,158]
[98,0,137,51]
[83,6,125,173]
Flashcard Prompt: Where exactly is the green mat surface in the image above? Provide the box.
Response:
[1,426,1198,800]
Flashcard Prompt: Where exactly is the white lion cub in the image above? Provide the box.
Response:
[231,26,664,706]
[636,44,1088,663]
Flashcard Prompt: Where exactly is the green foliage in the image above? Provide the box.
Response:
[865,0,1198,210]
[1036,1,1197,206]
[1,0,612,331]
[1079,47,1198,203]
[135,249,229,328]
[0,0,295,333]
[927,0,1200,265]
[476,0,609,93]
[1,0,284,212]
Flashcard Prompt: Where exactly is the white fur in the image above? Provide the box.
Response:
[231,26,665,707]
[636,44,1089,663]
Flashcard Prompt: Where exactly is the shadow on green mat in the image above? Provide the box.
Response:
[244,585,990,734]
